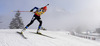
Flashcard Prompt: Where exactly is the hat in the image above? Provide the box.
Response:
[43,6,47,11]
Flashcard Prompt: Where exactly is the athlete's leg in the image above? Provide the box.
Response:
[26,17,36,28]
[36,19,42,33]
[21,16,36,33]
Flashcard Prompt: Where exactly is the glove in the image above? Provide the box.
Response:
[30,9,33,12]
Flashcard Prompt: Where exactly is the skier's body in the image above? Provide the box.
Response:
[21,4,48,34]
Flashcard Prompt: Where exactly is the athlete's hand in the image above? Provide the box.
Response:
[30,10,33,12]
[30,9,33,12]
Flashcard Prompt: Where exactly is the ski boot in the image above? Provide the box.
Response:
[37,32,42,34]
[41,27,46,30]
[36,28,42,34]
[21,27,28,34]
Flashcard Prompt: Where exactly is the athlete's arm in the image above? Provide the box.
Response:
[30,7,39,12]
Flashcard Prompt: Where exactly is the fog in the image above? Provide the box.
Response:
[1,0,100,32]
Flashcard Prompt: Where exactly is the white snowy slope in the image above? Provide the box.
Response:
[0,29,100,46]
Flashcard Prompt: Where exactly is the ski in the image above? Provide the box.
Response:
[17,32,27,39]
[30,32,55,39]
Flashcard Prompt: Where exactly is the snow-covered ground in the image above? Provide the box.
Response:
[0,29,100,46]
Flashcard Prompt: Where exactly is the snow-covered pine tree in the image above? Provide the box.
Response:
[0,16,2,23]
[9,11,24,29]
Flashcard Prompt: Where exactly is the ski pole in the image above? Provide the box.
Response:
[13,11,35,13]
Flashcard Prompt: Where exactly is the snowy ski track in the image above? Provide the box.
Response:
[0,29,100,46]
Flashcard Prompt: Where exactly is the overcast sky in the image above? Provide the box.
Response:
[1,0,100,31]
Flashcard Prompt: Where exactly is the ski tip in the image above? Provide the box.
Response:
[24,37,27,39]
[17,31,27,39]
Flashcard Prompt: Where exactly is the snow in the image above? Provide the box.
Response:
[0,29,100,46]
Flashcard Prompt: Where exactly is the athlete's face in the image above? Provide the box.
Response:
[42,9,46,12]
[41,7,46,12]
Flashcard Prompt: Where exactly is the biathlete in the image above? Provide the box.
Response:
[21,4,49,34]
